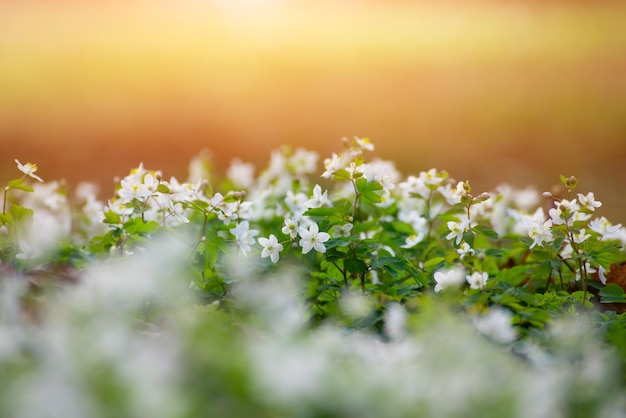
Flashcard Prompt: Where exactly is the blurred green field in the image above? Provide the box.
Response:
[1,1,626,222]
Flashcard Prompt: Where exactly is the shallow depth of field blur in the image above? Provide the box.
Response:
[1,0,626,222]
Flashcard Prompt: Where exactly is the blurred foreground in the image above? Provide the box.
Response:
[1,1,626,221]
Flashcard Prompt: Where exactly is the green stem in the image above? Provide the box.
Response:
[2,186,8,217]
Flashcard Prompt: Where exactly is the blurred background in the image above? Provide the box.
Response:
[1,0,626,222]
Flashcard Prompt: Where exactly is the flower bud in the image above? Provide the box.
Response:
[542,192,553,199]
[475,192,490,202]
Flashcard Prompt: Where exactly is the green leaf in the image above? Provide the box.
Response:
[496,265,531,286]
[599,284,626,304]
[102,210,121,225]
[473,225,499,240]
[157,183,170,194]
[423,256,446,269]
[361,191,382,204]
[204,242,220,270]
[305,207,343,217]
[356,178,383,194]
[7,178,34,192]
[124,218,160,235]
[0,213,11,224]
[333,169,352,181]
[9,204,33,222]
[345,258,368,274]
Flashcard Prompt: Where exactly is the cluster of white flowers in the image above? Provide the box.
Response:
[6,139,626,292]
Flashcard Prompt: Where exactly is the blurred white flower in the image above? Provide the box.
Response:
[472,308,517,343]
[384,303,407,341]
[457,242,475,259]
[434,267,465,292]
[230,221,259,257]
[466,271,489,290]
[15,159,43,182]
[305,184,331,209]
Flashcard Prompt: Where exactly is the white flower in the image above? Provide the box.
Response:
[106,200,134,216]
[466,271,489,290]
[346,162,364,180]
[217,201,239,224]
[282,218,299,239]
[298,223,330,254]
[258,234,284,263]
[304,184,331,209]
[384,303,407,341]
[572,228,590,244]
[209,192,225,209]
[15,240,38,260]
[332,223,353,238]
[354,136,375,151]
[577,192,602,211]
[289,148,318,177]
[446,219,471,245]
[402,233,424,249]
[528,220,554,249]
[575,262,596,282]
[285,190,309,216]
[399,175,429,199]
[589,216,622,240]
[598,265,608,285]
[420,168,445,187]
[457,242,475,259]
[227,159,255,189]
[433,266,465,292]
[14,159,43,182]
[472,308,517,343]
[230,221,259,257]
[118,178,151,201]
[321,153,343,179]
[559,198,580,213]
[168,202,190,225]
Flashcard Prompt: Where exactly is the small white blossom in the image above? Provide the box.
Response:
[354,136,375,151]
[433,266,465,292]
[384,304,407,341]
[258,234,284,263]
[598,265,608,285]
[420,168,446,187]
[332,223,353,238]
[446,219,471,245]
[106,200,133,217]
[577,192,602,211]
[575,262,596,282]
[298,223,330,254]
[528,220,554,249]
[321,153,344,179]
[402,233,424,249]
[473,308,517,343]
[589,216,622,240]
[15,159,44,182]
[230,221,259,257]
[118,178,151,201]
[227,159,255,189]
[466,271,489,290]
[305,184,331,209]
[572,228,591,244]
[282,218,299,239]
[457,242,475,259]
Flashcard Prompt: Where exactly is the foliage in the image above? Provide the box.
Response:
[1,138,626,417]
